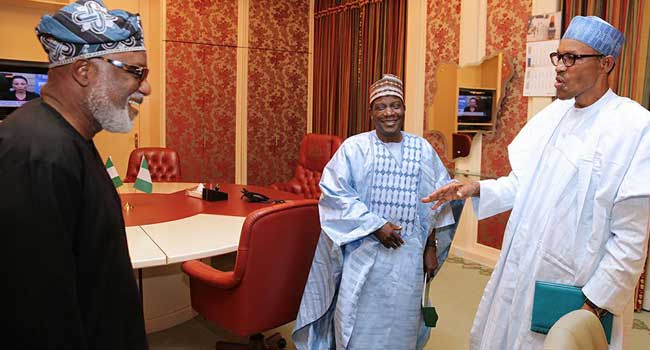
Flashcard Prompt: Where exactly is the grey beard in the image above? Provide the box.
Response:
[86,85,134,133]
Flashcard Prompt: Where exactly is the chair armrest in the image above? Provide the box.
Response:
[181,260,240,289]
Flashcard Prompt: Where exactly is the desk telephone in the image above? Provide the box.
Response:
[241,188,285,204]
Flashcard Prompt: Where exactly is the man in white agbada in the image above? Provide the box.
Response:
[292,74,459,349]
[423,16,650,350]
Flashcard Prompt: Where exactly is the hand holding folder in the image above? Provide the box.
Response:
[531,281,613,343]
[422,272,438,327]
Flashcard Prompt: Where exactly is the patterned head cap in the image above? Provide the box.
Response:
[36,0,145,68]
[369,74,404,105]
[563,16,624,58]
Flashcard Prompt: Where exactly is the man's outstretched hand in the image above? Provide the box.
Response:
[421,181,480,210]
[374,222,404,249]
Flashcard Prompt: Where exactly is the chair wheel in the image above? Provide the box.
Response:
[265,333,287,349]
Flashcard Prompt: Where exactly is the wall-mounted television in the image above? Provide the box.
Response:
[0,59,49,120]
[457,87,495,124]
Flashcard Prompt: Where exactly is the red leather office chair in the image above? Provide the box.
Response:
[181,200,321,350]
[270,133,343,199]
[124,147,182,182]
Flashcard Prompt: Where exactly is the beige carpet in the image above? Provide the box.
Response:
[148,255,650,349]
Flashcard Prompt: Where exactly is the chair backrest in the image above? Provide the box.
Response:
[543,310,608,350]
[229,199,321,334]
[293,133,343,198]
[124,147,181,182]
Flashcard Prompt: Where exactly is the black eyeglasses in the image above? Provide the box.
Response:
[94,57,149,82]
[549,52,604,67]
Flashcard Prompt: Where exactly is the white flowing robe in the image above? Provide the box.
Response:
[292,131,456,350]
[470,90,650,350]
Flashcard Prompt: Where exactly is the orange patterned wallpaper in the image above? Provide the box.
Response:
[424,0,461,130]
[165,0,238,183]
[202,45,238,183]
[165,41,205,182]
[249,0,309,52]
[165,42,237,183]
[247,49,308,186]
[477,0,532,249]
[165,0,310,185]
[247,0,310,186]
[166,0,238,45]
[423,0,461,172]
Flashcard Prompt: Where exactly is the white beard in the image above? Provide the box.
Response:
[86,84,135,133]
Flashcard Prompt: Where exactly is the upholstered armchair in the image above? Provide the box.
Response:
[270,133,343,199]
[124,147,182,182]
[181,200,321,350]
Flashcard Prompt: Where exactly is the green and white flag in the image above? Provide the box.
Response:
[134,156,153,193]
[105,156,123,188]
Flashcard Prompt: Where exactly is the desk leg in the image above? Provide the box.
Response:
[138,268,143,306]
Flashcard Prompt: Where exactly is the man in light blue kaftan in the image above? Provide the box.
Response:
[292,74,457,350]
[423,17,650,350]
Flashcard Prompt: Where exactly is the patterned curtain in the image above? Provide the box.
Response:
[313,0,407,138]
[562,0,650,109]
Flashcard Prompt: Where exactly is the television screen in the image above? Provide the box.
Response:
[0,59,49,120]
[457,88,494,123]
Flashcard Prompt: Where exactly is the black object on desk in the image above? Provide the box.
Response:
[203,188,228,201]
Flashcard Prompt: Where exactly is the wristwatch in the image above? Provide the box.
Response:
[426,237,438,249]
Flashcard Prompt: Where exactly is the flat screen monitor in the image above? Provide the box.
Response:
[0,59,49,120]
[457,87,494,123]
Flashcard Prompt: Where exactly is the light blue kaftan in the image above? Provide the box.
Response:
[292,131,456,350]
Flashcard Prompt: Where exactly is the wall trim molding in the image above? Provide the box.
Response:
[158,0,167,147]
[307,0,314,134]
[404,0,427,136]
[235,0,250,184]
[450,243,500,268]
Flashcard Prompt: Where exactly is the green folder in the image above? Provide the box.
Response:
[531,281,613,343]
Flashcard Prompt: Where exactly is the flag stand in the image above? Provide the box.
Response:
[123,202,134,212]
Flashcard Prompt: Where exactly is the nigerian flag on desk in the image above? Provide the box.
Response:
[134,156,153,193]
[105,156,123,188]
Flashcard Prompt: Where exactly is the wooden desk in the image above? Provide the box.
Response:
[121,182,300,265]
[141,214,244,264]
[125,226,166,269]
[118,182,303,332]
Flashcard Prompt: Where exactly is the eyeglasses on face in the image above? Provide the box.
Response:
[94,57,149,82]
[549,52,604,67]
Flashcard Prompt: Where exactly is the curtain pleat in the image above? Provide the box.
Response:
[313,0,407,138]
